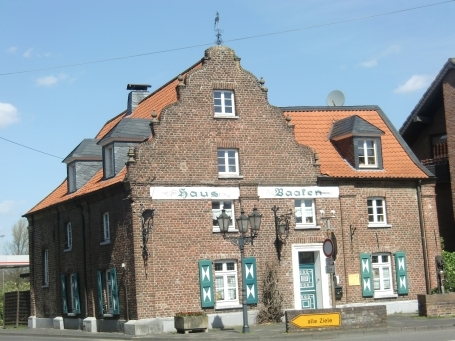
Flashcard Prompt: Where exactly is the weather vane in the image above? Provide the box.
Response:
[214,11,223,45]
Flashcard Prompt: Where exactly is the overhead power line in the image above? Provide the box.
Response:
[0,0,453,76]
[0,136,63,159]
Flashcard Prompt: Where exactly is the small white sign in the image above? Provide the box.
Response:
[326,257,334,266]
[258,186,339,199]
[150,187,240,200]
[326,265,335,274]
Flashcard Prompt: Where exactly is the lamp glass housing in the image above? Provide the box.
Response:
[236,210,249,233]
[248,208,262,231]
[217,209,231,233]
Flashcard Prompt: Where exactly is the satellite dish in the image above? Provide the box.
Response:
[326,90,345,106]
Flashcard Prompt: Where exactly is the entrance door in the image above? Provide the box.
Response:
[299,252,317,309]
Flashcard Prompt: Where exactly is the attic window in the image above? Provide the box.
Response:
[104,145,115,179]
[214,91,235,117]
[358,139,377,168]
[68,163,76,193]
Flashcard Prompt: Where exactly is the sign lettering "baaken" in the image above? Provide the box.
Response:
[258,186,339,199]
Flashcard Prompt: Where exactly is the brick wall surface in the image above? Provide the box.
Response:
[285,305,387,332]
[418,293,455,316]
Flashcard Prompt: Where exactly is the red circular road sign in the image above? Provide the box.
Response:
[323,238,334,258]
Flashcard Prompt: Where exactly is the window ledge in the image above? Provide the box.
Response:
[63,248,72,253]
[374,292,398,299]
[214,115,238,119]
[212,228,239,233]
[215,304,242,311]
[67,313,76,317]
[295,225,321,230]
[368,223,392,228]
[100,240,111,246]
[103,314,114,317]
[218,175,244,179]
[41,284,49,288]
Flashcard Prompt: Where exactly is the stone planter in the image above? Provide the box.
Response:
[174,315,209,334]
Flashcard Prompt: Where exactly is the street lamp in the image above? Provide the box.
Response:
[217,207,262,333]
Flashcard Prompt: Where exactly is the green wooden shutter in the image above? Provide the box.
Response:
[71,273,81,314]
[198,260,214,308]
[97,270,104,315]
[395,252,409,295]
[60,274,68,314]
[111,268,120,314]
[243,257,258,304]
[360,253,373,297]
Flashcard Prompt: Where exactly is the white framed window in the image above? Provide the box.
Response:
[214,90,235,117]
[367,197,388,227]
[294,199,317,228]
[212,201,236,232]
[105,145,115,178]
[43,249,49,286]
[217,149,239,176]
[102,212,110,243]
[372,253,395,298]
[65,222,72,250]
[106,269,114,314]
[358,139,377,168]
[68,163,76,193]
[215,260,239,308]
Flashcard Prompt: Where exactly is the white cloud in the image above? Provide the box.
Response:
[394,75,434,94]
[0,102,20,128]
[0,200,15,215]
[360,45,400,68]
[360,59,377,68]
[7,46,17,54]
[23,48,33,58]
[35,73,68,87]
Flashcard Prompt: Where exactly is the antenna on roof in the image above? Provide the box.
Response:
[326,90,345,106]
[214,12,223,45]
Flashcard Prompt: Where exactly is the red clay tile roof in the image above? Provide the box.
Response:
[26,62,202,215]
[28,168,127,213]
[284,107,429,179]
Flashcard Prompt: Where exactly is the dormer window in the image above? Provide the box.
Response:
[68,163,76,193]
[330,115,384,170]
[358,139,377,168]
[105,145,115,179]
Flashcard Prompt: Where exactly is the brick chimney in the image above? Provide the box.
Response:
[126,84,151,116]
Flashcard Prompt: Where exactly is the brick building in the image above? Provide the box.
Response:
[24,46,440,335]
[400,58,455,252]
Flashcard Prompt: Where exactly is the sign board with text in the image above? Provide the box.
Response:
[291,312,341,328]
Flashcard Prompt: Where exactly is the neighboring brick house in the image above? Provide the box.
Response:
[24,45,440,335]
[400,58,455,252]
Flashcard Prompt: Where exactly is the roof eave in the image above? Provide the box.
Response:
[399,58,455,134]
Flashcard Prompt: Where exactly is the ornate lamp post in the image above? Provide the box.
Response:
[217,207,262,333]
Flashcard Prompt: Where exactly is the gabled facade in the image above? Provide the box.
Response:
[25,46,440,335]
[400,58,455,251]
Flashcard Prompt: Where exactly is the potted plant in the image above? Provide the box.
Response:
[174,311,208,334]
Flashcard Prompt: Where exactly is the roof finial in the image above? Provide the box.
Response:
[214,12,223,45]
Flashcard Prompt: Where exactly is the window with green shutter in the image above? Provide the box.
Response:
[199,260,214,308]
[97,270,104,315]
[243,257,258,304]
[360,253,373,297]
[394,252,408,295]
[70,273,81,314]
[110,268,120,314]
[60,274,68,314]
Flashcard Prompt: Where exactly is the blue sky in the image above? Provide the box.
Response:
[0,0,454,251]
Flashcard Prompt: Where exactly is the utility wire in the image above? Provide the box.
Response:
[0,0,453,76]
[0,136,63,159]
